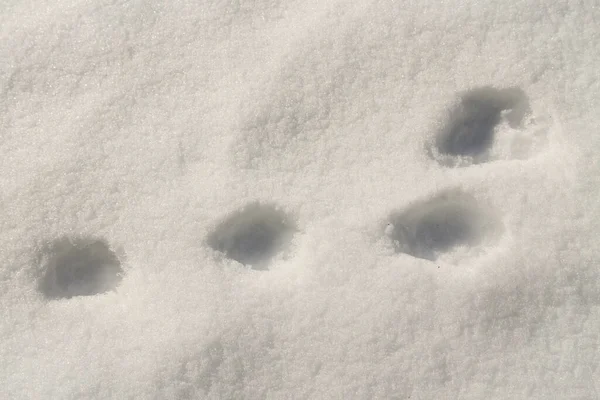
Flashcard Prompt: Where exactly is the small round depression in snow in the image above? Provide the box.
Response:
[386,190,502,261]
[38,237,123,299]
[430,86,530,166]
[207,202,295,270]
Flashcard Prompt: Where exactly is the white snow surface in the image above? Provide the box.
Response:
[1,0,600,398]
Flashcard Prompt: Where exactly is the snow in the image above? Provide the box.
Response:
[1,0,599,398]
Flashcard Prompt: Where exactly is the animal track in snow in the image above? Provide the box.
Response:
[207,203,296,270]
[429,86,535,166]
[385,190,503,262]
[38,237,123,299]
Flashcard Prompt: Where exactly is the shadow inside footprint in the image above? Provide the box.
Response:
[207,202,295,270]
[432,86,530,165]
[38,237,123,299]
[386,190,502,261]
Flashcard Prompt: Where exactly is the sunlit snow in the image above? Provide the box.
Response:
[1,0,599,398]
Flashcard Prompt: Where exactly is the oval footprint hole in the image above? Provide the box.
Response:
[38,236,124,299]
[386,190,502,261]
[207,202,296,270]
[430,86,530,166]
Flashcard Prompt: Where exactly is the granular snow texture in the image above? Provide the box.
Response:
[1,0,599,399]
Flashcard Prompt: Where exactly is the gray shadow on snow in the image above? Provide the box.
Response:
[207,202,296,270]
[431,86,530,166]
[386,190,503,261]
[38,236,124,299]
